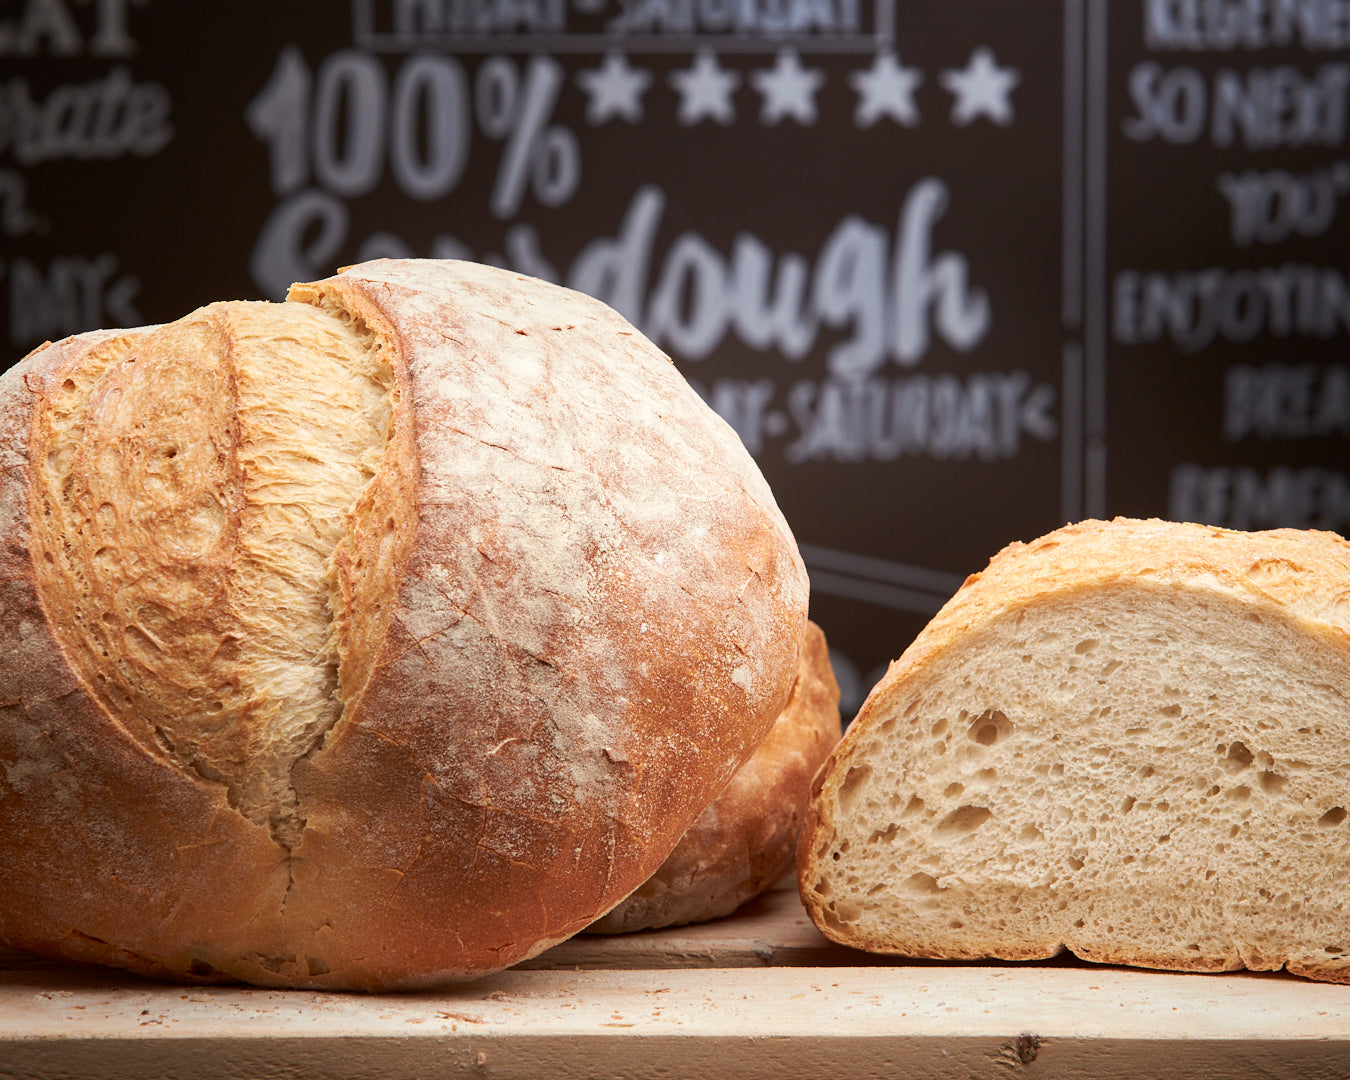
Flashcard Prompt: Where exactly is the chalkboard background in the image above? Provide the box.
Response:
[4,0,1347,713]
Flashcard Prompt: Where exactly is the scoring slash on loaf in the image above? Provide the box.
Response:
[590,620,841,933]
[0,259,810,990]
[799,517,1350,983]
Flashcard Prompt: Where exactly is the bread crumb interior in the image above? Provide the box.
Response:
[811,586,1350,976]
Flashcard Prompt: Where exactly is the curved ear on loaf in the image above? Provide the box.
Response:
[0,259,809,990]
[799,517,1350,983]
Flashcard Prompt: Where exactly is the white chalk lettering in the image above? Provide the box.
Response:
[647,231,731,358]
[1170,463,1350,531]
[568,184,664,327]
[6,253,140,346]
[1224,362,1350,439]
[0,0,145,57]
[1212,63,1350,149]
[1123,62,1208,143]
[0,168,42,235]
[393,0,566,35]
[606,0,858,36]
[1217,161,1350,245]
[1123,60,1350,148]
[247,47,477,203]
[784,373,1055,464]
[688,377,780,455]
[1144,0,1350,52]
[570,181,991,371]
[1114,265,1350,350]
[0,67,172,164]
[729,234,815,360]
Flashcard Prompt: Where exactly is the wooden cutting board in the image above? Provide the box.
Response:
[4,885,1349,1079]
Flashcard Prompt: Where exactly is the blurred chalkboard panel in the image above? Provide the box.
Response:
[2,1,1346,714]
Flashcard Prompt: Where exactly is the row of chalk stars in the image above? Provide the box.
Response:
[575,46,1019,127]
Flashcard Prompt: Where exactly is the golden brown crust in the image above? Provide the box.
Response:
[0,260,810,990]
[280,261,809,986]
[0,330,288,983]
[797,517,1350,983]
[590,620,841,934]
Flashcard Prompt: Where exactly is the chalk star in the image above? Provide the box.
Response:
[849,51,923,128]
[669,49,740,126]
[940,47,1020,126]
[750,49,826,125]
[577,51,652,125]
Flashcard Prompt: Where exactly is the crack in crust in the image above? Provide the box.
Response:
[28,301,397,850]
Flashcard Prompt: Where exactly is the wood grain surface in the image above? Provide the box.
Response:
[4,886,1350,1079]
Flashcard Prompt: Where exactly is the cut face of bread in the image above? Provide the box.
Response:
[798,518,1350,983]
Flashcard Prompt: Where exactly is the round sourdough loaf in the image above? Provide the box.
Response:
[589,620,840,933]
[0,259,809,990]
[799,518,1350,983]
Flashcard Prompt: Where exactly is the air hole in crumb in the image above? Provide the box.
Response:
[902,795,926,818]
[838,765,872,813]
[1068,855,1085,871]
[1019,824,1044,843]
[1320,807,1347,827]
[1138,765,1155,779]
[1121,796,1136,814]
[967,709,1013,747]
[933,805,992,839]
[944,783,964,798]
[1073,919,1085,928]
[931,718,948,737]
[867,823,899,845]
[1229,786,1251,800]
[1224,741,1254,771]
[1075,638,1099,654]
[975,768,997,782]
[901,872,942,895]
[1258,771,1286,795]
[1158,704,1182,718]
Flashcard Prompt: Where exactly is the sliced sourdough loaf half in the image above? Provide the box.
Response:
[798,517,1350,982]
[590,620,841,933]
[0,259,809,990]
